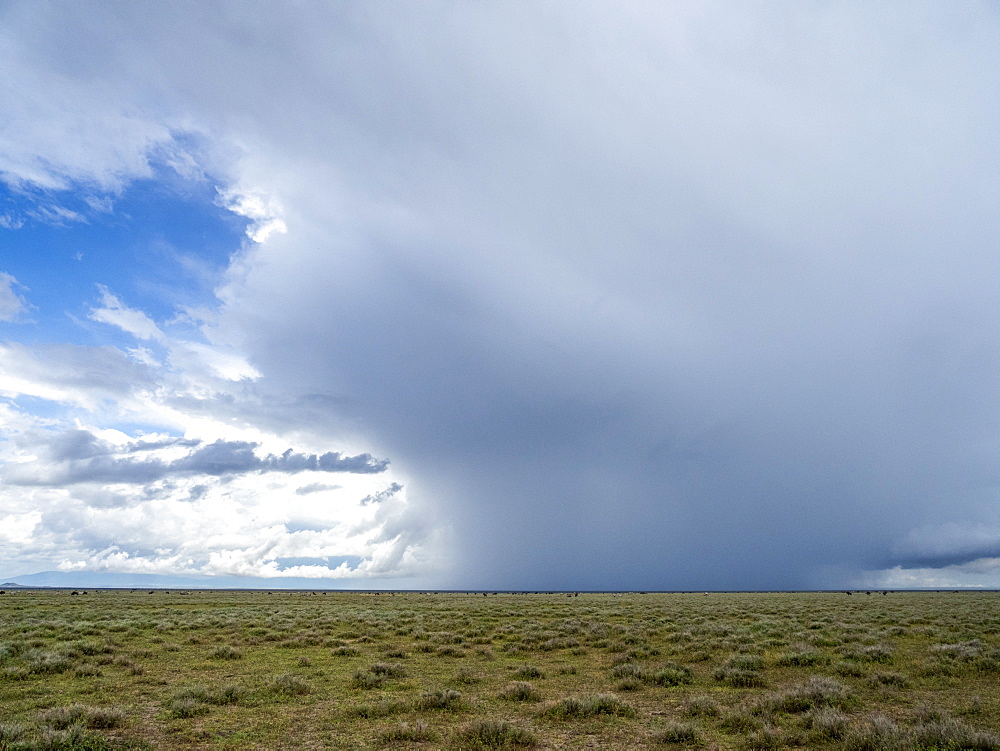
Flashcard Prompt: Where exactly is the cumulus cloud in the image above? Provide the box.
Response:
[0,276,428,582]
[218,188,286,243]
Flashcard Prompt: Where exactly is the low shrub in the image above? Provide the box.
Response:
[513,664,545,679]
[867,670,909,688]
[744,726,783,750]
[35,726,119,751]
[714,666,767,688]
[268,673,311,696]
[611,661,692,687]
[416,688,463,711]
[352,669,385,689]
[369,661,407,678]
[652,720,701,745]
[500,681,541,702]
[455,719,536,748]
[775,650,827,667]
[650,662,694,687]
[683,696,720,718]
[804,707,848,740]
[720,709,766,734]
[933,640,983,661]
[842,644,893,664]
[167,695,209,719]
[379,720,435,743]
[842,714,911,751]
[25,649,71,674]
[453,667,481,684]
[762,675,855,713]
[210,645,242,660]
[542,693,636,719]
[353,698,408,718]
[833,660,866,677]
[914,717,1000,750]
[39,704,126,730]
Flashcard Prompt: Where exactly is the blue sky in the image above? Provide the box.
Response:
[2,173,245,341]
[2,2,1000,589]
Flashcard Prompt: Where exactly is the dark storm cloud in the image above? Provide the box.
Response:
[208,2,1000,590]
[890,525,1000,569]
[2,430,388,486]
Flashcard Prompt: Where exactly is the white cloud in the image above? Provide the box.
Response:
[218,188,286,243]
[856,559,1000,590]
[0,272,29,321]
[0,280,439,581]
[167,341,260,382]
[89,286,164,341]
[0,342,154,411]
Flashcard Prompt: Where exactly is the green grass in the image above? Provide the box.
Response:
[1,590,1000,748]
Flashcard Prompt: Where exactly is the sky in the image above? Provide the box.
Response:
[1,2,1000,590]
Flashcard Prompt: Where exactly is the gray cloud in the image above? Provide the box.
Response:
[0,342,157,406]
[3,431,388,486]
[360,482,403,506]
[274,555,363,571]
[2,3,999,588]
[214,3,1000,590]
[890,523,1000,569]
[295,483,341,496]
[47,430,109,461]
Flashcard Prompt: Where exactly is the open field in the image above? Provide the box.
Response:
[2,590,1000,749]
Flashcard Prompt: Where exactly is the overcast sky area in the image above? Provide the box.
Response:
[1,2,999,590]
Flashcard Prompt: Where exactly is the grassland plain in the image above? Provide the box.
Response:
[1,590,1000,750]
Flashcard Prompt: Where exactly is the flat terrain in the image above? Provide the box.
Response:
[1,590,999,749]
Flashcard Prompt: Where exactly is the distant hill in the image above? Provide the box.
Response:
[0,571,420,590]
